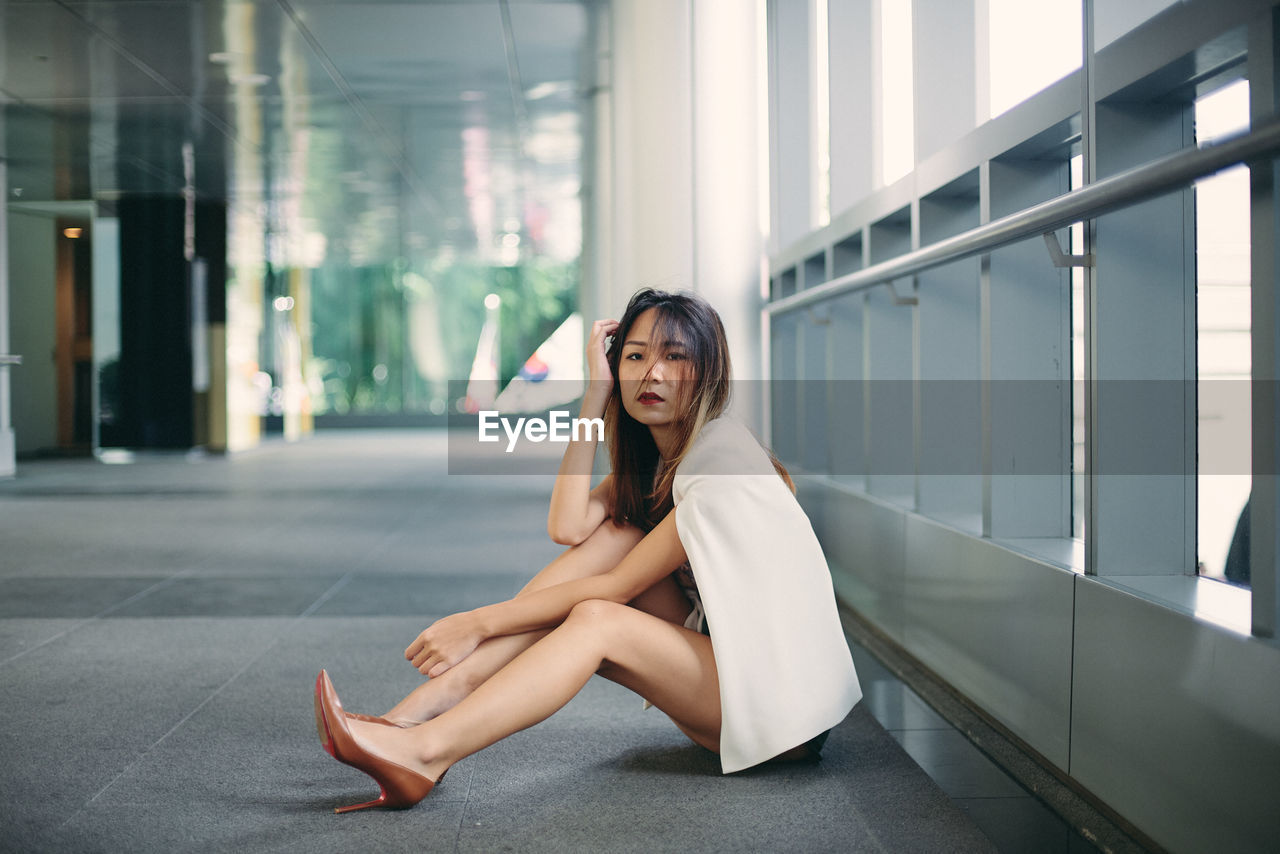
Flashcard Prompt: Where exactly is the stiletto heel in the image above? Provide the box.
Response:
[314,670,440,813]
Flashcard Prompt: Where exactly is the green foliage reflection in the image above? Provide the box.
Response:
[309,259,577,415]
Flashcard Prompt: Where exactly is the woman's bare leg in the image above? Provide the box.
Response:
[380,522,647,724]
[349,599,721,781]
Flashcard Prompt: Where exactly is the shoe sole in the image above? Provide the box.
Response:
[315,671,336,759]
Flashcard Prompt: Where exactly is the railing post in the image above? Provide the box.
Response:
[1250,6,1280,639]
[0,119,14,478]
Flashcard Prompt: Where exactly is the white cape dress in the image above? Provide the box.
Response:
[672,416,862,774]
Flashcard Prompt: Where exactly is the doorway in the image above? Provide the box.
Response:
[7,202,97,456]
[56,216,92,451]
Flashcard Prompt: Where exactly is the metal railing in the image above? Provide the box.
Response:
[767,116,1280,316]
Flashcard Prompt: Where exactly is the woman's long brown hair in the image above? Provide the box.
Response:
[604,288,792,532]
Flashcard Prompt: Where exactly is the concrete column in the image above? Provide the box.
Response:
[693,0,765,425]
[607,0,695,298]
[596,0,766,429]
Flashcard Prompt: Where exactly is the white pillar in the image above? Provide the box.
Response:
[607,0,696,296]
[0,113,14,478]
[596,0,766,430]
[693,0,765,428]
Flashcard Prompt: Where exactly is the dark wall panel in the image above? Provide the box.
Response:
[113,196,192,448]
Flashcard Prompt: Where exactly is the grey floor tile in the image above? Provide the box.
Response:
[849,642,897,682]
[50,794,470,854]
[454,791,882,854]
[0,433,1003,854]
[283,616,453,712]
[108,576,346,618]
[0,617,292,845]
[0,576,169,618]
[0,617,82,661]
[863,678,953,731]
[312,573,524,616]
[455,684,994,853]
[955,796,1104,854]
[890,729,1028,799]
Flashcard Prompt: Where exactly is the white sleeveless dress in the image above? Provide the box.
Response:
[671,416,862,774]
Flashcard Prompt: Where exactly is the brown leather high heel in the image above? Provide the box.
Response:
[314,670,439,813]
[342,711,448,781]
[345,712,411,727]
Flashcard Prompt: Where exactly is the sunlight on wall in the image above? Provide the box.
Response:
[814,0,830,226]
[879,0,914,186]
[1195,79,1252,583]
[986,0,1081,120]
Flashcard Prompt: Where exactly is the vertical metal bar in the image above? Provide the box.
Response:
[0,147,12,478]
[1082,0,1099,576]
[1181,105,1198,580]
[1249,7,1279,638]
[825,263,836,479]
[980,159,993,538]
[796,314,807,468]
[911,197,922,511]
[862,226,872,492]
[861,295,872,489]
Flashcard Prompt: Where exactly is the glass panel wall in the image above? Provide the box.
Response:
[1194,79,1252,587]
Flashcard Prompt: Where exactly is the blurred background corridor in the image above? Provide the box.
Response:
[4,0,1280,851]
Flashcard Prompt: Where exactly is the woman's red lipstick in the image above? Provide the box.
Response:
[638,392,663,404]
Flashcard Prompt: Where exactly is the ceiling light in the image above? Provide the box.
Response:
[63,227,83,239]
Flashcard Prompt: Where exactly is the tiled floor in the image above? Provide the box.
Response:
[1,431,1000,853]
[0,430,1135,853]
[848,643,1106,853]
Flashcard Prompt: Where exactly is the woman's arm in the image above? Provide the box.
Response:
[406,511,688,676]
[546,441,611,545]
[546,318,617,545]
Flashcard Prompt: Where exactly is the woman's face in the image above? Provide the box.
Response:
[617,307,697,429]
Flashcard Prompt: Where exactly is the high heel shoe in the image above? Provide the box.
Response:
[341,712,448,780]
[314,670,439,813]
[345,712,411,727]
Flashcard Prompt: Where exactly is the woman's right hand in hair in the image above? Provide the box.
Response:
[585,318,619,405]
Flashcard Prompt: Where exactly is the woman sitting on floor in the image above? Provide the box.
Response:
[314,287,861,812]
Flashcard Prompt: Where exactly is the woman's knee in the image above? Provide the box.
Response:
[564,600,629,670]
